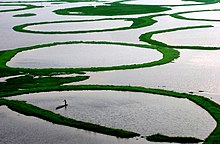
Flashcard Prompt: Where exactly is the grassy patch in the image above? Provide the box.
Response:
[53,2,171,16]
[0,75,89,93]
[146,133,203,143]
[0,41,179,77]
[139,25,220,50]
[0,98,139,138]
[13,13,36,17]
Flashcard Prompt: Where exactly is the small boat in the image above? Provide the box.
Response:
[56,100,68,110]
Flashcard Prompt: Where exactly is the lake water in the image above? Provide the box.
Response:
[0,6,25,11]
[0,106,151,144]
[71,49,220,104]
[9,91,216,139]
[7,44,162,68]
[26,20,132,32]
[1,0,220,143]
[181,10,220,21]
[153,25,220,47]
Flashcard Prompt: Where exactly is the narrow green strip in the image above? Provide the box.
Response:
[0,4,42,13]
[0,84,220,143]
[139,25,220,50]
[0,41,179,77]
[0,98,139,138]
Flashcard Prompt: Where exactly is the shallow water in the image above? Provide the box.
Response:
[9,91,216,139]
[7,44,162,68]
[0,106,151,144]
[26,20,132,32]
[153,26,220,47]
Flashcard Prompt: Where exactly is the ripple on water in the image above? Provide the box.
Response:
[9,91,216,139]
[0,106,150,144]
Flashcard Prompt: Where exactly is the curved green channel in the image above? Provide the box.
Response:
[139,25,220,50]
[0,4,42,13]
[0,41,179,77]
[13,14,164,34]
[0,84,219,143]
[171,9,220,22]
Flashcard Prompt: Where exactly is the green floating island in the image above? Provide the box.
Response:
[53,2,171,16]
[13,13,36,17]
[146,133,203,143]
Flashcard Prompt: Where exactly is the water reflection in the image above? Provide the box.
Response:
[9,91,216,139]
[0,106,151,144]
[7,44,162,68]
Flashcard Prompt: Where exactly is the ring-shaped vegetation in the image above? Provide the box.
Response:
[0,4,42,13]
[13,14,164,34]
[53,2,171,16]
[171,9,220,22]
[0,41,179,77]
[0,84,220,143]
[139,25,220,50]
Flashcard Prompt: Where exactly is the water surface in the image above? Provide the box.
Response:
[9,91,216,139]
[0,6,25,11]
[74,49,220,103]
[26,20,132,32]
[0,106,149,144]
[153,26,220,47]
[181,10,220,21]
[7,44,162,68]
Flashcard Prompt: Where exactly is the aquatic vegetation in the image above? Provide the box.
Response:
[171,9,220,22]
[0,4,42,13]
[0,41,179,77]
[183,0,220,4]
[0,98,139,138]
[139,25,220,50]
[53,2,171,16]
[13,14,162,34]
[1,84,220,143]
[13,13,36,17]
[0,75,89,93]
[1,0,220,143]
[146,133,203,143]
